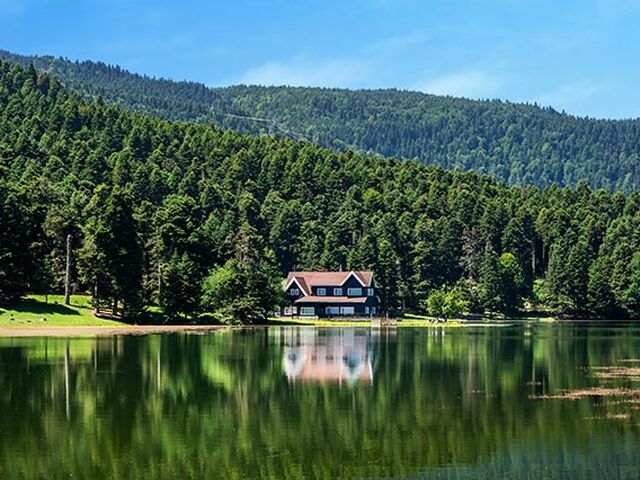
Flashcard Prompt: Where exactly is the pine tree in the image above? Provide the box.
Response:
[623,253,640,318]
[479,245,503,314]
[587,257,616,317]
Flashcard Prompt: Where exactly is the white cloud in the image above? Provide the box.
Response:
[238,57,371,87]
[414,71,505,98]
[535,82,602,110]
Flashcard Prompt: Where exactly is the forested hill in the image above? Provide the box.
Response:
[2,49,640,192]
[1,59,640,322]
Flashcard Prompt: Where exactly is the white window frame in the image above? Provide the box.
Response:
[290,288,300,296]
[316,287,327,296]
[333,288,343,296]
[347,288,362,296]
[284,306,297,316]
[340,306,355,315]
[299,306,315,316]
[326,306,339,315]
[367,288,374,296]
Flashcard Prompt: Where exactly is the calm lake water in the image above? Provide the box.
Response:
[1,324,640,479]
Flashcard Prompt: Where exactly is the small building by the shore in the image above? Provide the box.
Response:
[282,270,379,318]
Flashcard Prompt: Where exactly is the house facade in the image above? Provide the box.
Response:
[282,271,379,318]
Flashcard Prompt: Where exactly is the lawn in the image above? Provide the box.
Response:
[0,295,126,327]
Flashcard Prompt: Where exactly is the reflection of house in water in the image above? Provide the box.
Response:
[281,328,375,385]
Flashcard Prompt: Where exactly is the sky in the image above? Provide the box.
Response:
[1,0,639,119]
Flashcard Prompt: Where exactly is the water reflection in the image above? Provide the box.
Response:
[0,325,639,479]
[281,328,374,384]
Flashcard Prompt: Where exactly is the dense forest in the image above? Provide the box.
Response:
[2,50,640,192]
[1,60,640,322]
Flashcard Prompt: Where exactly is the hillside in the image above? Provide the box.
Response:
[1,59,640,321]
[2,49,639,192]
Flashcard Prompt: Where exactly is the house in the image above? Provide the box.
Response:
[282,270,379,318]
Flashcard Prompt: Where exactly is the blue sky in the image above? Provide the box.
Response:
[1,0,639,118]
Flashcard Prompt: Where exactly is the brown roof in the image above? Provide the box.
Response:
[285,271,373,294]
[294,296,369,304]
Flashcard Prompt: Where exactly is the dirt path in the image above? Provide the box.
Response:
[0,324,233,337]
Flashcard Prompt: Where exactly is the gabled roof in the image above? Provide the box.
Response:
[284,275,311,296]
[284,271,373,295]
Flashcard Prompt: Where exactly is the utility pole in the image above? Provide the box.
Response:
[64,234,71,305]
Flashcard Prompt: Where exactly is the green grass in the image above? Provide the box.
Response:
[0,295,126,327]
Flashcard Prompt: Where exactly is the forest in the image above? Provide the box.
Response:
[2,49,640,193]
[1,60,640,322]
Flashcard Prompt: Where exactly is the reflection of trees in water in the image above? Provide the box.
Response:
[0,325,639,478]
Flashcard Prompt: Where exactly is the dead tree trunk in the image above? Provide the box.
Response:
[64,234,72,305]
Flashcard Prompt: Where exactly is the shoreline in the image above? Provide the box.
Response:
[1,318,639,338]
[0,324,232,337]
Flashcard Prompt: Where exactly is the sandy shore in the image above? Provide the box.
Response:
[0,324,232,337]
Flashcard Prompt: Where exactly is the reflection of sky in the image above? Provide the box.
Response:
[281,329,375,385]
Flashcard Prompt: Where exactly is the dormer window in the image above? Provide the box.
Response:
[333,288,343,296]
[317,288,327,296]
[347,287,362,296]
[290,288,300,296]
[367,288,374,296]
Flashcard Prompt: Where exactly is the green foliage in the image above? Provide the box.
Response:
[623,253,640,318]
[499,252,526,315]
[479,246,504,314]
[201,254,283,324]
[588,257,616,317]
[201,261,244,324]
[78,186,143,320]
[3,50,640,192]
[1,59,640,321]
[425,284,469,321]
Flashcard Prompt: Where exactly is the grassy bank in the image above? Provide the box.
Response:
[0,295,125,327]
[1,295,558,330]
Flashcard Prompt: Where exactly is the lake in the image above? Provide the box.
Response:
[1,324,640,479]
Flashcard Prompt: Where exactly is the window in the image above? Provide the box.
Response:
[300,306,315,316]
[333,288,343,296]
[284,306,297,316]
[367,288,374,296]
[347,288,362,296]
[365,306,370,315]
[316,287,327,296]
[290,288,300,296]
[340,306,355,315]
[371,307,377,315]
[326,306,339,315]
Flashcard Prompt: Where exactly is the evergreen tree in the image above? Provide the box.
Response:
[499,252,525,315]
[588,257,616,317]
[479,246,503,314]
[622,253,640,318]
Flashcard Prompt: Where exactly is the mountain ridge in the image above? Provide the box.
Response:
[1,49,639,192]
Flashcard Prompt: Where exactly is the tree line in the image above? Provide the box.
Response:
[2,50,640,192]
[1,60,640,322]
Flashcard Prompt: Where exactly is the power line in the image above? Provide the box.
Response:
[210,108,319,145]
